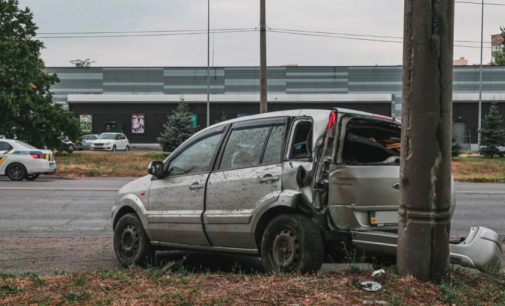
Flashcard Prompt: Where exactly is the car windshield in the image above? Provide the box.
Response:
[98,134,117,139]
[15,140,38,150]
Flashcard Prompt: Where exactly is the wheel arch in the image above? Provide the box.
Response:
[253,205,299,250]
[113,206,137,230]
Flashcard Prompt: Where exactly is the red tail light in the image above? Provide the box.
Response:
[30,153,45,159]
[373,114,396,121]
[327,111,337,130]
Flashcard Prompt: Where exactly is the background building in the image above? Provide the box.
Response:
[44,66,505,148]
[453,57,468,65]
[492,33,504,60]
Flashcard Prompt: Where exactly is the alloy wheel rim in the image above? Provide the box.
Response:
[270,227,301,272]
[120,224,139,259]
[10,166,22,179]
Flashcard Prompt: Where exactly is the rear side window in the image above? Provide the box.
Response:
[262,125,285,164]
[90,135,98,140]
[0,142,13,151]
[219,126,270,170]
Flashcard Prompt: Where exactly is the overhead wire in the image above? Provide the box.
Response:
[36,29,258,39]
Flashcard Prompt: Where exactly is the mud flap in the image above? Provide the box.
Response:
[351,227,502,271]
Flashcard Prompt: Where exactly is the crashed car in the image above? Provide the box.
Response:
[112,109,502,273]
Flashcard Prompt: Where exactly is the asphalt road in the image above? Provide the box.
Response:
[0,177,504,238]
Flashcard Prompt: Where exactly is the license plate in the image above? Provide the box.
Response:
[50,163,55,168]
[369,211,398,227]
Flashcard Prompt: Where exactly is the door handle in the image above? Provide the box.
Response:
[260,175,280,182]
[189,183,204,190]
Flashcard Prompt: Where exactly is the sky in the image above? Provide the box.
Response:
[18,0,505,67]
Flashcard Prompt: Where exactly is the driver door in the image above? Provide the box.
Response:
[147,125,226,245]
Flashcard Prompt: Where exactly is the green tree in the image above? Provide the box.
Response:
[493,27,505,65]
[0,0,80,152]
[452,129,463,157]
[479,102,505,158]
[157,102,198,152]
[215,111,229,123]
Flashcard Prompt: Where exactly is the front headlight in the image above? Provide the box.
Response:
[105,142,111,145]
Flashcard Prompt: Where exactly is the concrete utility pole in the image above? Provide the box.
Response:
[259,0,267,113]
[398,0,454,284]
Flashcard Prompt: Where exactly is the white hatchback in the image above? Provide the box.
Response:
[90,133,130,152]
[0,139,56,181]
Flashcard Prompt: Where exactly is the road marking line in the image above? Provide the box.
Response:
[0,187,119,191]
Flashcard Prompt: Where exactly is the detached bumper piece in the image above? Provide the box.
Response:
[350,226,502,272]
[449,227,502,271]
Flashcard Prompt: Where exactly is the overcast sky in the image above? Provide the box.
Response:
[18,0,504,67]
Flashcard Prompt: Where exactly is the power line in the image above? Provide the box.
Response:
[37,28,255,35]
[269,29,491,49]
[36,29,257,39]
[271,28,492,44]
[455,0,505,6]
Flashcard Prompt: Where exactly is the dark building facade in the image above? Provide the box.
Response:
[44,66,505,147]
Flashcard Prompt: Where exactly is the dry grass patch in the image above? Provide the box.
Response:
[1,268,504,305]
[452,156,505,183]
[54,151,166,177]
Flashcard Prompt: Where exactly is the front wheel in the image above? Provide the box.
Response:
[114,213,155,267]
[6,163,27,181]
[125,145,130,152]
[261,213,324,274]
[26,174,40,181]
[112,145,116,152]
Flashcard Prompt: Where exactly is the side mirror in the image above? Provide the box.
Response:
[148,161,164,178]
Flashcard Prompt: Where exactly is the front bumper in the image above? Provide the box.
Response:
[91,146,112,151]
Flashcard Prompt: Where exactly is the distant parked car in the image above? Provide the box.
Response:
[90,133,130,152]
[0,138,55,181]
[75,134,99,151]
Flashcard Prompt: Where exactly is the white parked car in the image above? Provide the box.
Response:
[0,139,56,181]
[90,133,130,152]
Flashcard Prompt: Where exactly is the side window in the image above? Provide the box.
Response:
[289,121,313,160]
[115,134,121,140]
[262,125,285,164]
[168,133,222,176]
[122,134,126,139]
[90,136,98,140]
[219,126,270,170]
[0,141,12,151]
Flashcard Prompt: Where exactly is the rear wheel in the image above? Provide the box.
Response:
[6,163,27,181]
[114,213,155,267]
[261,213,324,274]
[26,174,40,181]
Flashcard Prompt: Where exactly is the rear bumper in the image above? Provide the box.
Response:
[350,226,502,271]
[27,160,56,175]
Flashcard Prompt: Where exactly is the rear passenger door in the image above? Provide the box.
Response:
[204,118,287,249]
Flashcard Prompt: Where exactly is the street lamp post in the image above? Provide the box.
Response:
[207,0,210,127]
[478,0,484,144]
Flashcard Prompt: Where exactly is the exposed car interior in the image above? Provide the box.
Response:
[341,118,401,164]
[289,121,313,161]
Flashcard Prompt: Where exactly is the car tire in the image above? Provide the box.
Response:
[261,213,324,274]
[125,145,130,152]
[26,174,40,181]
[114,213,155,267]
[68,144,74,153]
[112,145,116,152]
[6,163,27,181]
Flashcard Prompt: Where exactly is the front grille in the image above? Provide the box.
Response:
[94,143,104,147]
[93,147,106,150]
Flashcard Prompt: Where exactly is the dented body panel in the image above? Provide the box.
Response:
[112,108,501,271]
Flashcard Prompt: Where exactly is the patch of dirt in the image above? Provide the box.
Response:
[0,237,121,275]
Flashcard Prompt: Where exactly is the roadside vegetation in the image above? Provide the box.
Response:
[55,152,166,177]
[54,151,505,182]
[452,155,505,183]
[1,265,504,305]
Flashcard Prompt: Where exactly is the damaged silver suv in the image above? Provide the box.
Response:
[112,109,502,273]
